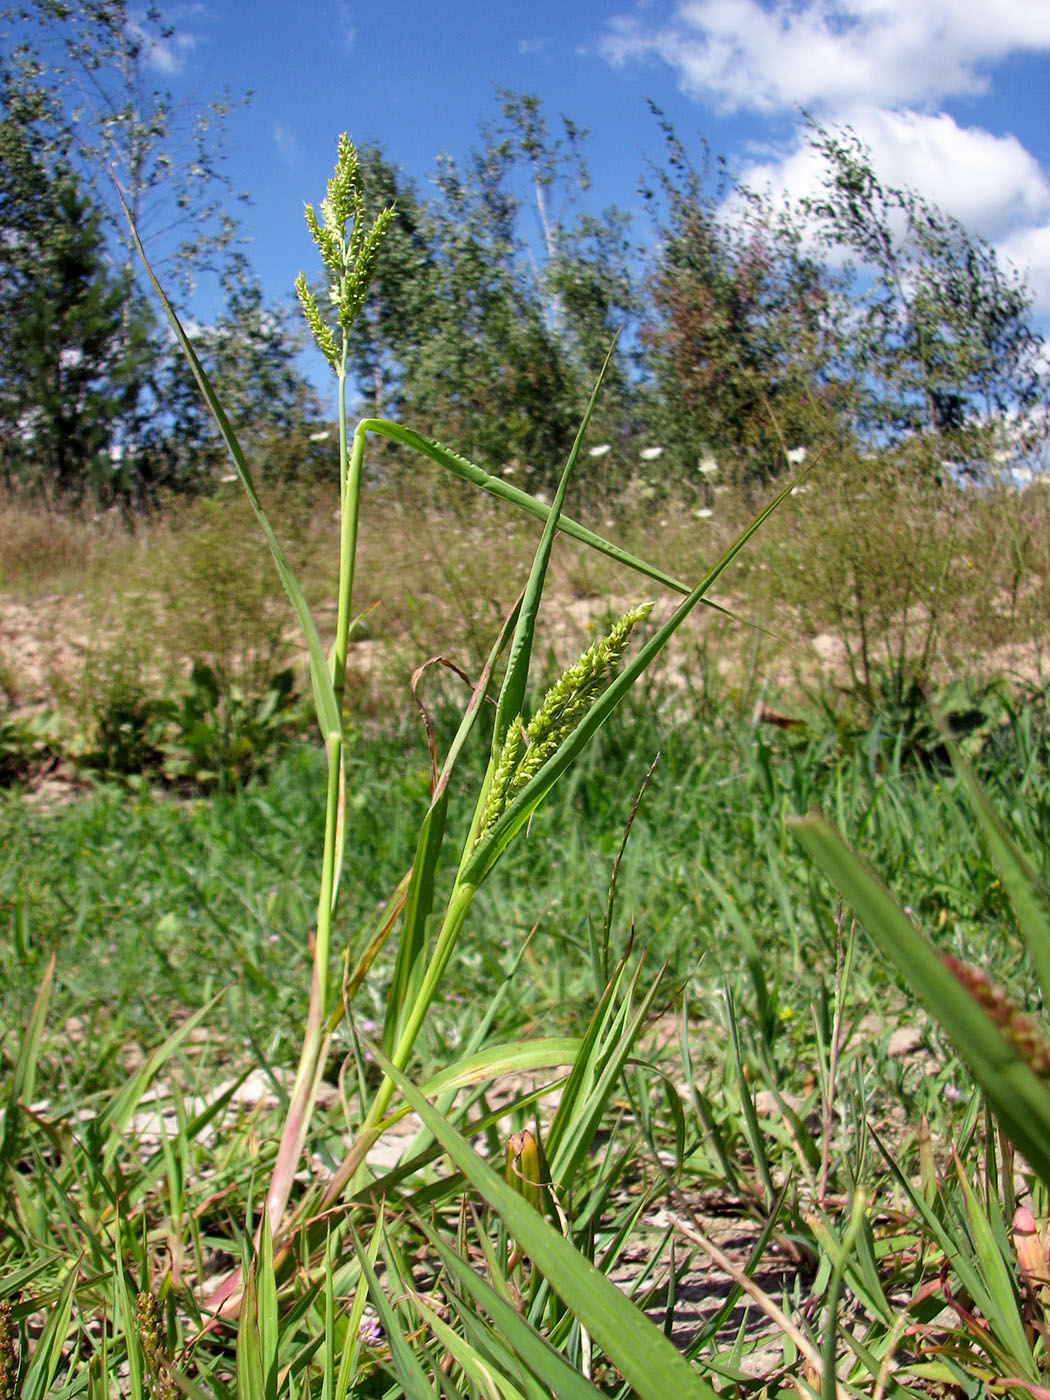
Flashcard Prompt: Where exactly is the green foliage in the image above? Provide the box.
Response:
[0,0,251,505]
[0,709,59,786]
[0,139,151,501]
[642,108,839,492]
[8,686,1050,1388]
[643,112,1048,496]
[69,659,301,789]
[338,93,641,490]
[0,0,248,299]
[8,92,1050,1392]
[802,121,1048,477]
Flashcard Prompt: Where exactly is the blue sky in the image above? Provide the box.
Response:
[132,1,1050,346]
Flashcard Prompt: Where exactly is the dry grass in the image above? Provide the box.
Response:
[3,472,1050,729]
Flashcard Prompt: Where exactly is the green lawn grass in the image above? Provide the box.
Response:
[5,683,1042,1123]
[6,679,1050,1392]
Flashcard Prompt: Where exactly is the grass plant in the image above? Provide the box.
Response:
[77,131,800,1392]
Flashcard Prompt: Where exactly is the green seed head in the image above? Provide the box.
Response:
[297,133,395,370]
[478,601,653,837]
[0,1301,16,1400]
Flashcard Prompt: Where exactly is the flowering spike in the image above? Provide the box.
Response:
[477,602,652,837]
[940,952,1050,1080]
[297,133,395,369]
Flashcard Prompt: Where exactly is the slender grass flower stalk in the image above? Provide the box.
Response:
[254,136,393,1249]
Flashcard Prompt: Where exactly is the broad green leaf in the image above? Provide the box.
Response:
[792,812,1050,1187]
[374,1049,720,1400]
[365,1039,580,1143]
[257,1214,279,1399]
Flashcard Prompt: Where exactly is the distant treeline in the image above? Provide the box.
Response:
[1,4,1046,510]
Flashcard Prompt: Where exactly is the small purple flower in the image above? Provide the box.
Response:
[358,1316,384,1347]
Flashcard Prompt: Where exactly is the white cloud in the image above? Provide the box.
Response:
[733,109,1050,311]
[602,2,1050,316]
[126,17,198,76]
[601,0,1050,113]
[740,109,1050,238]
[998,224,1050,315]
[273,121,303,167]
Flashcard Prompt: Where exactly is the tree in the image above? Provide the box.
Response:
[336,95,642,489]
[0,167,150,502]
[0,1,248,298]
[0,1,253,504]
[641,114,1048,491]
[642,111,842,492]
[800,122,1048,479]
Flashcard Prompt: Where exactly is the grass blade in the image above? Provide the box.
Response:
[492,346,613,757]
[412,1213,607,1400]
[354,418,692,597]
[791,811,1050,1186]
[373,1049,720,1400]
[2,953,53,1164]
[118,187,342,749]
[944,727,1050,1011]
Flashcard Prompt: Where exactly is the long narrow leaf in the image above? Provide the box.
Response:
[384,595,521,1056]
[373,1050,719,1400]
[792,812,1050,1186]
[2,953,52,1163]
[350,1226,438,1399]
[20,1262,78,1400]
[118,189,342,748]
[944,728,1050,1012]
[356,419,692,596]
[493,348,612,755]
[413,1214,606,1400]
